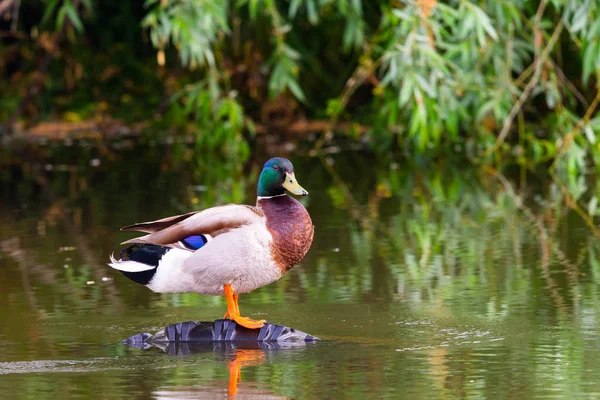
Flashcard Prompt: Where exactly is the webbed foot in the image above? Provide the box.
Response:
[231,316,266,329]
[223,284,266,329]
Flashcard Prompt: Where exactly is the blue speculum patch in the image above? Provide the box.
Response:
[182,235,208,250]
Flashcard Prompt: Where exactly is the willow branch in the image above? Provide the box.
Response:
[492,15,564,151]
[558,88,600,150]
[551,60,589,108]
[314,62,376,150]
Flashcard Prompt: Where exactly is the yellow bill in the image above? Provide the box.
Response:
[283,172,308,196]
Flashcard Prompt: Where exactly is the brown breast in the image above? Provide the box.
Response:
[257,195,314,272]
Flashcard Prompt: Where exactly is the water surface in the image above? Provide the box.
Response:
[1,142,600,399]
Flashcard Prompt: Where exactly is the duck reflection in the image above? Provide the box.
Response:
[126,340,314,399]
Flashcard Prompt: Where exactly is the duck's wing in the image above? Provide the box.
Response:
[121,211,200,233]
[120,204,264,246]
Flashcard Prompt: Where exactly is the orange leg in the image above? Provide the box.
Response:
[223,284,265,329]
[233,294,239,315]
[224,292,240,319]
[223,292,239,319]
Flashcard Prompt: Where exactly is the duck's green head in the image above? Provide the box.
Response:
[257,157,308,197]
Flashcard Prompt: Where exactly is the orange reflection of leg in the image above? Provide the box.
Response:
[234,349,265,366]
[227,363,241,398]
[226,349,266,398]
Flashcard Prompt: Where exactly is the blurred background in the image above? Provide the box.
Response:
[2,1,600,399]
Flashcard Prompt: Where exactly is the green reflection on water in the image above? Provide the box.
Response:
[1,144,600,399]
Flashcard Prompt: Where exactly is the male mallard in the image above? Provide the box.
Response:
[108,157,314,329]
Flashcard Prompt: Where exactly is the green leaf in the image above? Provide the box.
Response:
[42,0,62,25]
[144,0,160,7]
[65,2,84,32]
[459,15,475,38]
[351,0,362,15]
[287,78,307,102]
[80,0,93,12]
[392,9,411,21]
[570,4,589,33]
[409,106,421,137]
[307,0,318,24]
[474,6,498,41]
[399,77,414,106]
[387,103,398,127]
[584,123,596,144]
[289,0,302,18]
[445,111,458,139]
[249,0,259,20]
[588,196,598,216]
[476,100,495,122]
[414,74,437,98]
[56,4,67,29]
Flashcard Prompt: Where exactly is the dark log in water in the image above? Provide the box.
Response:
[123,319,320,351]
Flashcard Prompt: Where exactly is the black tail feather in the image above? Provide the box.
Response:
[119,244,169,285]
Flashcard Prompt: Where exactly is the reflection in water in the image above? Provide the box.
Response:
[127,341,312,399]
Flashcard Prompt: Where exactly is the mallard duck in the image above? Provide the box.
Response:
[108,157,314,329]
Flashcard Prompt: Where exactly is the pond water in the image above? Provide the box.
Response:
[1,141,600,399]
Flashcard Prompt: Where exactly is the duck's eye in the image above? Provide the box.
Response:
[273,165,279,170]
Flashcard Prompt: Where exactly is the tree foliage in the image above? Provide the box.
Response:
[1,0,600,182]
